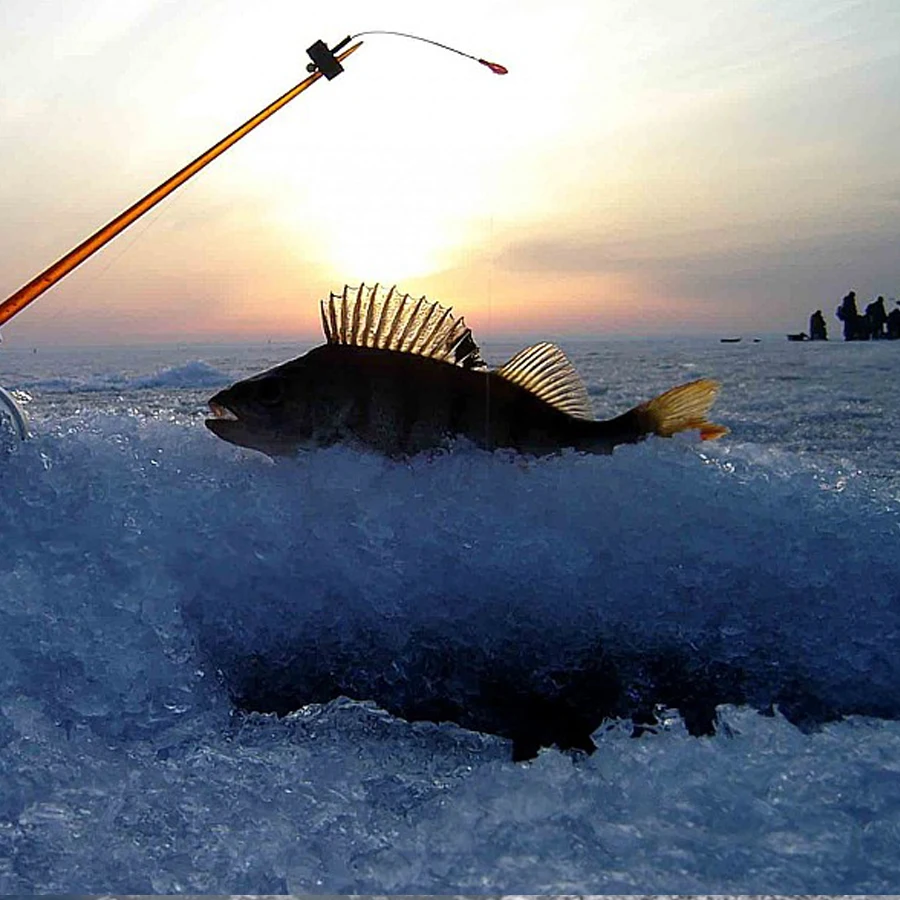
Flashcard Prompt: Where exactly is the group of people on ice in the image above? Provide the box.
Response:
[808,291,900,341]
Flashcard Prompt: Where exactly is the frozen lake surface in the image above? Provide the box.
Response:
[1,336,899,892]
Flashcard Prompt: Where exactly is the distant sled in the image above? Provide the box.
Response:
[719,337,742,343]
[786,332,808,342]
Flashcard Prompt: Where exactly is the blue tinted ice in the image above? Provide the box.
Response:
[1,337,899,892]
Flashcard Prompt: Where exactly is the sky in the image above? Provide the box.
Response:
[1,0,899,345]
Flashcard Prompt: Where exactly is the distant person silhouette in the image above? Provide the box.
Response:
[809,309,827,341]
[887,304,900,340]
[866,296,888,339]
[836,290,863,341]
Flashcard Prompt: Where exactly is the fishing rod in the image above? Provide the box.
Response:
[315,31,508,75]
[0,32,507,331]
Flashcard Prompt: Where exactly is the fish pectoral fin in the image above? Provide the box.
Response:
[636,378,728,440]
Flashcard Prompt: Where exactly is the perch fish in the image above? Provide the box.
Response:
[206,284,728,457]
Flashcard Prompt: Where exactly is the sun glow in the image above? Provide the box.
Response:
[319,207,457,283]
[259,115,497,285]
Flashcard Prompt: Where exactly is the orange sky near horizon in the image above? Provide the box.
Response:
[1,0,899,346]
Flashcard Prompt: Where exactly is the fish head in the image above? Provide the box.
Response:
[206,356,316,457]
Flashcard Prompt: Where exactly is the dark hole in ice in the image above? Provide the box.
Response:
[226,640,623,761]
[190,623,896,760]
[183,578,900,761]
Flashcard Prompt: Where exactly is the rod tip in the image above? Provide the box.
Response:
[478,59,508,75]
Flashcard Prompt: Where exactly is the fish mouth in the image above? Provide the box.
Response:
[207,400,238,422]
[205,392,300,457]
[205,399,242,440]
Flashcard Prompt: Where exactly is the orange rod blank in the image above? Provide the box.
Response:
[0,42,363,329]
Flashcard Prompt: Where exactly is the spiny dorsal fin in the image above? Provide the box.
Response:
[320,283,486,369]
[496,342,594,419]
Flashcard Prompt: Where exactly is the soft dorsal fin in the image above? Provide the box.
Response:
[320,284,486,369]
[497,342,594,419]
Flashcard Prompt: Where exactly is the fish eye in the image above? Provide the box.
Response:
[256,377,286,407]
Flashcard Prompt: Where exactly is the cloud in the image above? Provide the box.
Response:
[498,225,900,323]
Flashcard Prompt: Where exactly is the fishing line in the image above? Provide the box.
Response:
[77,198,175,291]
[485,212,495,449]
[337,30,508,75]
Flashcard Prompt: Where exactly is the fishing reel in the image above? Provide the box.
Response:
[305,38,352,80]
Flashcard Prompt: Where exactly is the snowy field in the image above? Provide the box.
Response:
[2,336,900,893]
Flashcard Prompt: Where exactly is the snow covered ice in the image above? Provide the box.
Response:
[1,337,900,892]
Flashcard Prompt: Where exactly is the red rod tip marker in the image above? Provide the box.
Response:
[478,59,508,75]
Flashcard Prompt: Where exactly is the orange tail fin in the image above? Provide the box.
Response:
[638,378,728,441]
